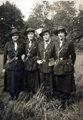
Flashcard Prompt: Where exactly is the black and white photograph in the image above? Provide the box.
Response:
[0,0,83,120]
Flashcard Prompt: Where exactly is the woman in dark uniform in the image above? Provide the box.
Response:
[3,29,25,100]
[54,26,76,109]
[37,28,56,97]
[24,28,39,95]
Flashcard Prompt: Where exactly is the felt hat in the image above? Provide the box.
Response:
[9,29,20,38]
[39,28,50,37]
[54,26,67,36]
[24,28,35,36]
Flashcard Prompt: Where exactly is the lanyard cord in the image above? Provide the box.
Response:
[57,46,63,63]
[23,48,32,62]
[43,50,48,59]
[7,51,18,63]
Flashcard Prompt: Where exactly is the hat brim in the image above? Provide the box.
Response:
[24,30,35,36]
[40,30,50,37]
[54,29,67,36]
[9,32,20,38]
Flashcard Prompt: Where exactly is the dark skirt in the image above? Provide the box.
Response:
[24,70,39,93]
[52,73,57,93]
[6,69,24,96]
[39,72,53,94]
[3,70,9,91]
[56,74,76,93]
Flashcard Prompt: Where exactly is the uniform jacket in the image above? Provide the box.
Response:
[24,39,38,71]
[38,39,56,73]
[54,39,76,75]
[3,40,25,70]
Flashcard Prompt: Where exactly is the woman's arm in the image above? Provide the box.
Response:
[3,42,8,69]
[69,41,76,65]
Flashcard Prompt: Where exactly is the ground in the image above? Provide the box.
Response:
[0,52,83,120]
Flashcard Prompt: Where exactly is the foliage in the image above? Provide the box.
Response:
[0,1,25,45]
[26,1,83,41]
[72,5,83,39]
[0,1,83,46]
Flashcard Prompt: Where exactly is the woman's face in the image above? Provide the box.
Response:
[12,33,19,42]
[27,32,34,40]
[58,31,65,41]
[43,32,50,42]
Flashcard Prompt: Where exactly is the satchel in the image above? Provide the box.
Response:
[54,61,64,75]
[63,60,74,73]
[54,59,74,75]
[48,58,55,67]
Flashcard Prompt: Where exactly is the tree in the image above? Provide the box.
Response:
[26,1,52,29]
[0,1,25,45]
[27,1,76,28]
[72,5,83,39]
[26,1,83,41]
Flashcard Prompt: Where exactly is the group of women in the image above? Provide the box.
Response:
[3,26,76,109]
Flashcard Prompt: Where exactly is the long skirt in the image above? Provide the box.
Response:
[56,74,76,93]
[39,72,53,94]
[6,69,24,97]
[52,73,57,93]
[24,70,39,93]
[3,70,9,92]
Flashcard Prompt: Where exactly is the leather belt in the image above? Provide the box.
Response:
[7,57,21,63]
[59,57,69,60]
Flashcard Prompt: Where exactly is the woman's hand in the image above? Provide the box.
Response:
[37,60,43,65]
[21,54,25,62]
[55,59,59,65]
[3,69,5,73]
[55,61,57,65]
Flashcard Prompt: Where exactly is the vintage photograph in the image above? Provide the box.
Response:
[0,0,83,120]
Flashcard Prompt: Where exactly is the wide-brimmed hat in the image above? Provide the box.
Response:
[24,28,35,36]
[54,26,67,36]
[39,28,50,37]
[9,29,20,38]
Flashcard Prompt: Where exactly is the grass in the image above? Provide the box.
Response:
[0,52,83,120]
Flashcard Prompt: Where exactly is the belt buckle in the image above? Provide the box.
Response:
[60,57,63,60]
[15,57,18,60]
[27,53,30,56]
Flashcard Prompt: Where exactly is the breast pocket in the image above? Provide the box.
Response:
[49,48,53,52]
[7,48,14,57]
[30,48,37,57]
[47,48,54,57]
[39,50,43,58]
[33,47,37,52]
[62,48,69,55]
[8,48,12,54]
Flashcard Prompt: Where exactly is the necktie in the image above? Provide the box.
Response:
[45,43,48,49]
[60,41,63,48]
[14,42,17,51]
[29,41,32,48]
[44,40,50,49]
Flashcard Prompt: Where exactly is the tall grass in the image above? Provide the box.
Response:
[0,52,83,120]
